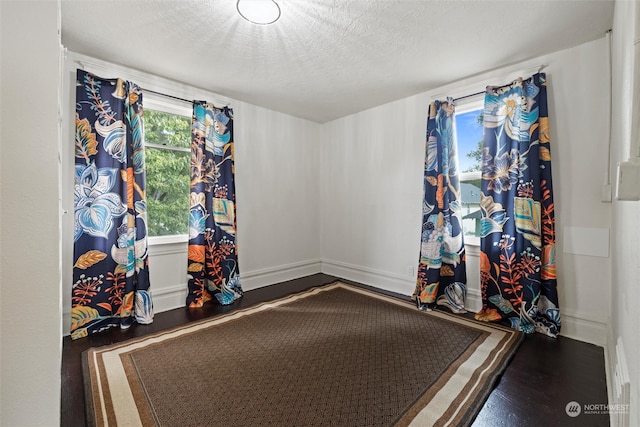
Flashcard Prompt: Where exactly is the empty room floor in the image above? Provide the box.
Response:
[61,274,609,427]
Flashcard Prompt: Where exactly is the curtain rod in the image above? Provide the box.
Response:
[141,87,207,107]
[432,64,546,102]
[75,77,212,107]
[75,59,229,109]
[453,91,484,102]
[142,88,193,104]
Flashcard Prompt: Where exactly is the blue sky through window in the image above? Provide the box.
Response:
[455,109,483,172]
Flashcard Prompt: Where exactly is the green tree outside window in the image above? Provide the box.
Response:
[144,109,191,237]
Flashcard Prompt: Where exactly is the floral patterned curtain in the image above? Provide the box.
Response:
[72,70,153,339]
[414,98,467,313]
[475,73,560,337]
[187,102,242,307]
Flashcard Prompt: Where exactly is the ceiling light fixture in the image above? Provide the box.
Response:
[236,0,281,25]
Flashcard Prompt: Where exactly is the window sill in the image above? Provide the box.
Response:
[465,237,481,257]
[148,234,189,246]
[465,236,480,246]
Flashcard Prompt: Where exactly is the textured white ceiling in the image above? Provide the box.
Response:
[61,0,614,123]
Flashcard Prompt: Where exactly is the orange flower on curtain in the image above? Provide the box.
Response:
[186,102,242,307]
[475,73,560,337]
[413,98,467,313]
[71,70,153,339]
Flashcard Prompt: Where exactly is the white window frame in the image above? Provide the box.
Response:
[454,98,483,247]
[143,94,192,246]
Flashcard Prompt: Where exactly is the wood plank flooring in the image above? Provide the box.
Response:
[61,274,609,426]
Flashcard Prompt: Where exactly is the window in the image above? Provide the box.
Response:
[454,100,483,245]
[143,98,191,239]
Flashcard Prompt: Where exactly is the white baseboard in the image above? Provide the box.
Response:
[465,288,482,313]
[241,259,322,291]
[61,283,190,337]
[62,311,71,337]
[606,323,617,426]
[605,330,631,427]
[322,258,608,347]
[559,309,608,347]
[62,259,323,336]
[147,258,324,308]
[320,259,416,297]
[63,259,609,349]
[152,283,189,313]
[322,258,483,312]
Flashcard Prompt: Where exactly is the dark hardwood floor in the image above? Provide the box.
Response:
[61,274,609,426]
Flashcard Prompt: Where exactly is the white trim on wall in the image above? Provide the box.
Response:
[319,257,480,313]
[606,322,617,427]
[321,258,606,347]
[321,258,416,297]
[241,259,323,291]
[62,51,323,337]
[62,258,323,336]
[62,45,612,351]
[151,283,189,313]
[72,53,231,108]
[559,309,608,347]
[63,252,610,347]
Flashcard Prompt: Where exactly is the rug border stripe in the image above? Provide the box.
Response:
[434,327,523,426]
[404,319,519,426]
[122,353,158,425]
[82,281,523,427]
[393,326,492,426]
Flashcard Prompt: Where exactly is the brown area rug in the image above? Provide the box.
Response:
[83,281,523,426]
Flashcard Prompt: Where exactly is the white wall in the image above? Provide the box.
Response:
[0,1,62,425]
[609,0,640,425]
[233,100,322,287]
[61,53,322,334]
[321,37,613,346]
[320,93,427,296]
[0,3,625,424]
[61,40,618,348]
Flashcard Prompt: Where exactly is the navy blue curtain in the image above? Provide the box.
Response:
[413,98,467,313]
[72,70,153,339]
[186,102,242,307]
[475,73,560,337]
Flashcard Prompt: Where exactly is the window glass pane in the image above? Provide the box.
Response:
[455,109,483,173]
[145,109,191,149]
[460,176,482,239]
[455,107,483,239]
[144,109,190,237]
